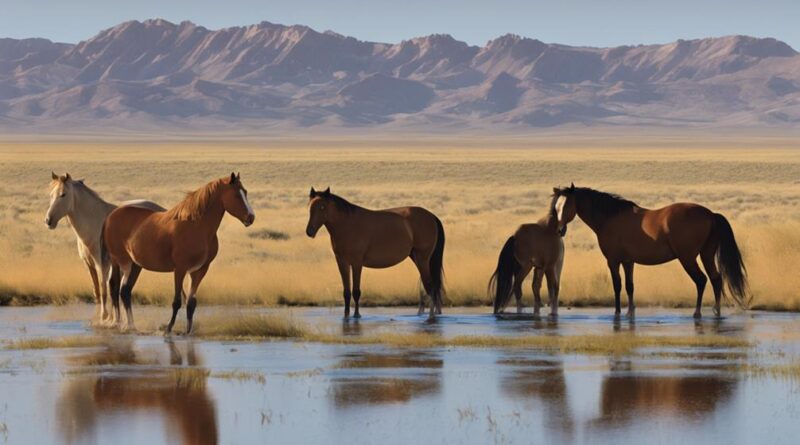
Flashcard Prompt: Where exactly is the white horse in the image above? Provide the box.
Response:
[46,173,164,326]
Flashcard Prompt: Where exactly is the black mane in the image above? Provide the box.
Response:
[575,187,638,220]
[312,191,362,213]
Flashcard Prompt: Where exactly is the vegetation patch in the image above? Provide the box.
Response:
[5,335,108,350]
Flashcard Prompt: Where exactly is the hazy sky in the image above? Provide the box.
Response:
[3,0,799,49]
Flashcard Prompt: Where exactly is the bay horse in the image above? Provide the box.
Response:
[553,184,749,318]
[305,187,445,320]
[490,194,568,316]
[103,173,255,333]
[45,172,163,325]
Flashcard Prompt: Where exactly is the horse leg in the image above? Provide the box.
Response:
[531,268,544,316]
[680,257,708,319]
[119,263,142,332]
[166,269,187,334]
[96,263,111,324]
[185,264,209,335]
[513,263,533,314]
[622,261,635,318]
[545,266,560,318]
[607,260,622,317]
[700,249,723,317]
[335,256,352,319]
[411,255,437,320]
[86,263,101,321]
[352,264,363,319]
[108,264,121,327]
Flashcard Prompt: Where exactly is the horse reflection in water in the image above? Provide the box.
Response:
[592,358,736,428]
[498,356,575,439]
[330,352,443,407]
[56,340,218,445]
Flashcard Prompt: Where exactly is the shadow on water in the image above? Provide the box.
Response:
[498,355,574,439]
[590,358,737,429]
[330,351,442,408]
[56,339,218,445]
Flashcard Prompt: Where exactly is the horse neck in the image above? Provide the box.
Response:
[195,192,226,236]
[67,187,116,247]
[323,206,362,238]
[541,199,560,233]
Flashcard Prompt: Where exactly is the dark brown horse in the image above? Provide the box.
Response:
[553,184,748,318]
[305,188,445,320]
[103,173,255,333]
[490,194,568,316]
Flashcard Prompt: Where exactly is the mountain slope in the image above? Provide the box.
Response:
[1,19,799,131]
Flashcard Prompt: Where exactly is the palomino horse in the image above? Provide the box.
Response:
[305,188,445,320]
[103,173,255,333]
[553,184,748,318]
[45,173,163,325]
[490,194,568,316]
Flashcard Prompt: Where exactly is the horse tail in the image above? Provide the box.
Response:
[490,236,519,314]
[429,215,446,310]
[713,213,750,309]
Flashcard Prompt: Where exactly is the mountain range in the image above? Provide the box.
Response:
[2,18,800,132]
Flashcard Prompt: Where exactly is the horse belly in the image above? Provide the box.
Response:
[363,247,410,269]
[127,226,175,272]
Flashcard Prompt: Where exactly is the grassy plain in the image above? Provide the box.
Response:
[0,134,798,311]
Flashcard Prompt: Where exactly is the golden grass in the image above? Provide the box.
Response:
[135,311,751,355]
[4,335,108,350]
[1,137,799,311]
[169,367,210,390]
[211,370,267,384]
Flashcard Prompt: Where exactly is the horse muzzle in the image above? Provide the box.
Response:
[45,216,57,230]
[243,213,255,227]
[306,225,318,238]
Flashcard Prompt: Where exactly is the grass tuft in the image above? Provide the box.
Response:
[5,336,108,350]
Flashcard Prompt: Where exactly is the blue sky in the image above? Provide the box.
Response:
[3,0,799,49]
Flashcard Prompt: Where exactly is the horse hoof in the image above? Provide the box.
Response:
[713,307,721,317]
[626,311,635,319]
[693,311,702,319]
[353,313,361,319]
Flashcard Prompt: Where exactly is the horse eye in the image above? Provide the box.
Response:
[59,193,66,198]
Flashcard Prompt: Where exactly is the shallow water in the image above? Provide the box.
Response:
[0,306,799,444]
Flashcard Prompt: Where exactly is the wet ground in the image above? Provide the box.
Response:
[0,306,799,444]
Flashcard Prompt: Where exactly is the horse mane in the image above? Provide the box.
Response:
[313,191,362,213]
[165,179,224,221]
[50,177,105,202]
[575,187,638,220]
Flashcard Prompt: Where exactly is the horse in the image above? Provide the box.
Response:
[45,173,163,325]
[552,184,749,318]
[103,173,255,333]
[305,187,445,320]
[490,194,568,316]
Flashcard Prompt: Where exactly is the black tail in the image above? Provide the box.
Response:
[490,236,520,314]
[429,216,446,311]
[713,213,749,309]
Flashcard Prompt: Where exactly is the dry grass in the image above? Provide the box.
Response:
[212,370,267,384]
[4,335,108,350]
[1,136,799,311]
[136,311,750,355]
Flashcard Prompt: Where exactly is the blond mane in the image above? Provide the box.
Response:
[165,179,225,221]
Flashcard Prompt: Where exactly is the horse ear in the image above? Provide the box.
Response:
[570,182,575,191]
[77,179,85,184]
[323,187,330,196]
[309,187,316,197]
[236,172,241,180]
[229,172,237,184]
[553,187,560,194]
[65,173,71,181]
[51,171,58,180]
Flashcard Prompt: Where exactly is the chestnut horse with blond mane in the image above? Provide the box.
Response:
[103,173,255,333]
[553,184,749,319]
[305,187,445,320]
